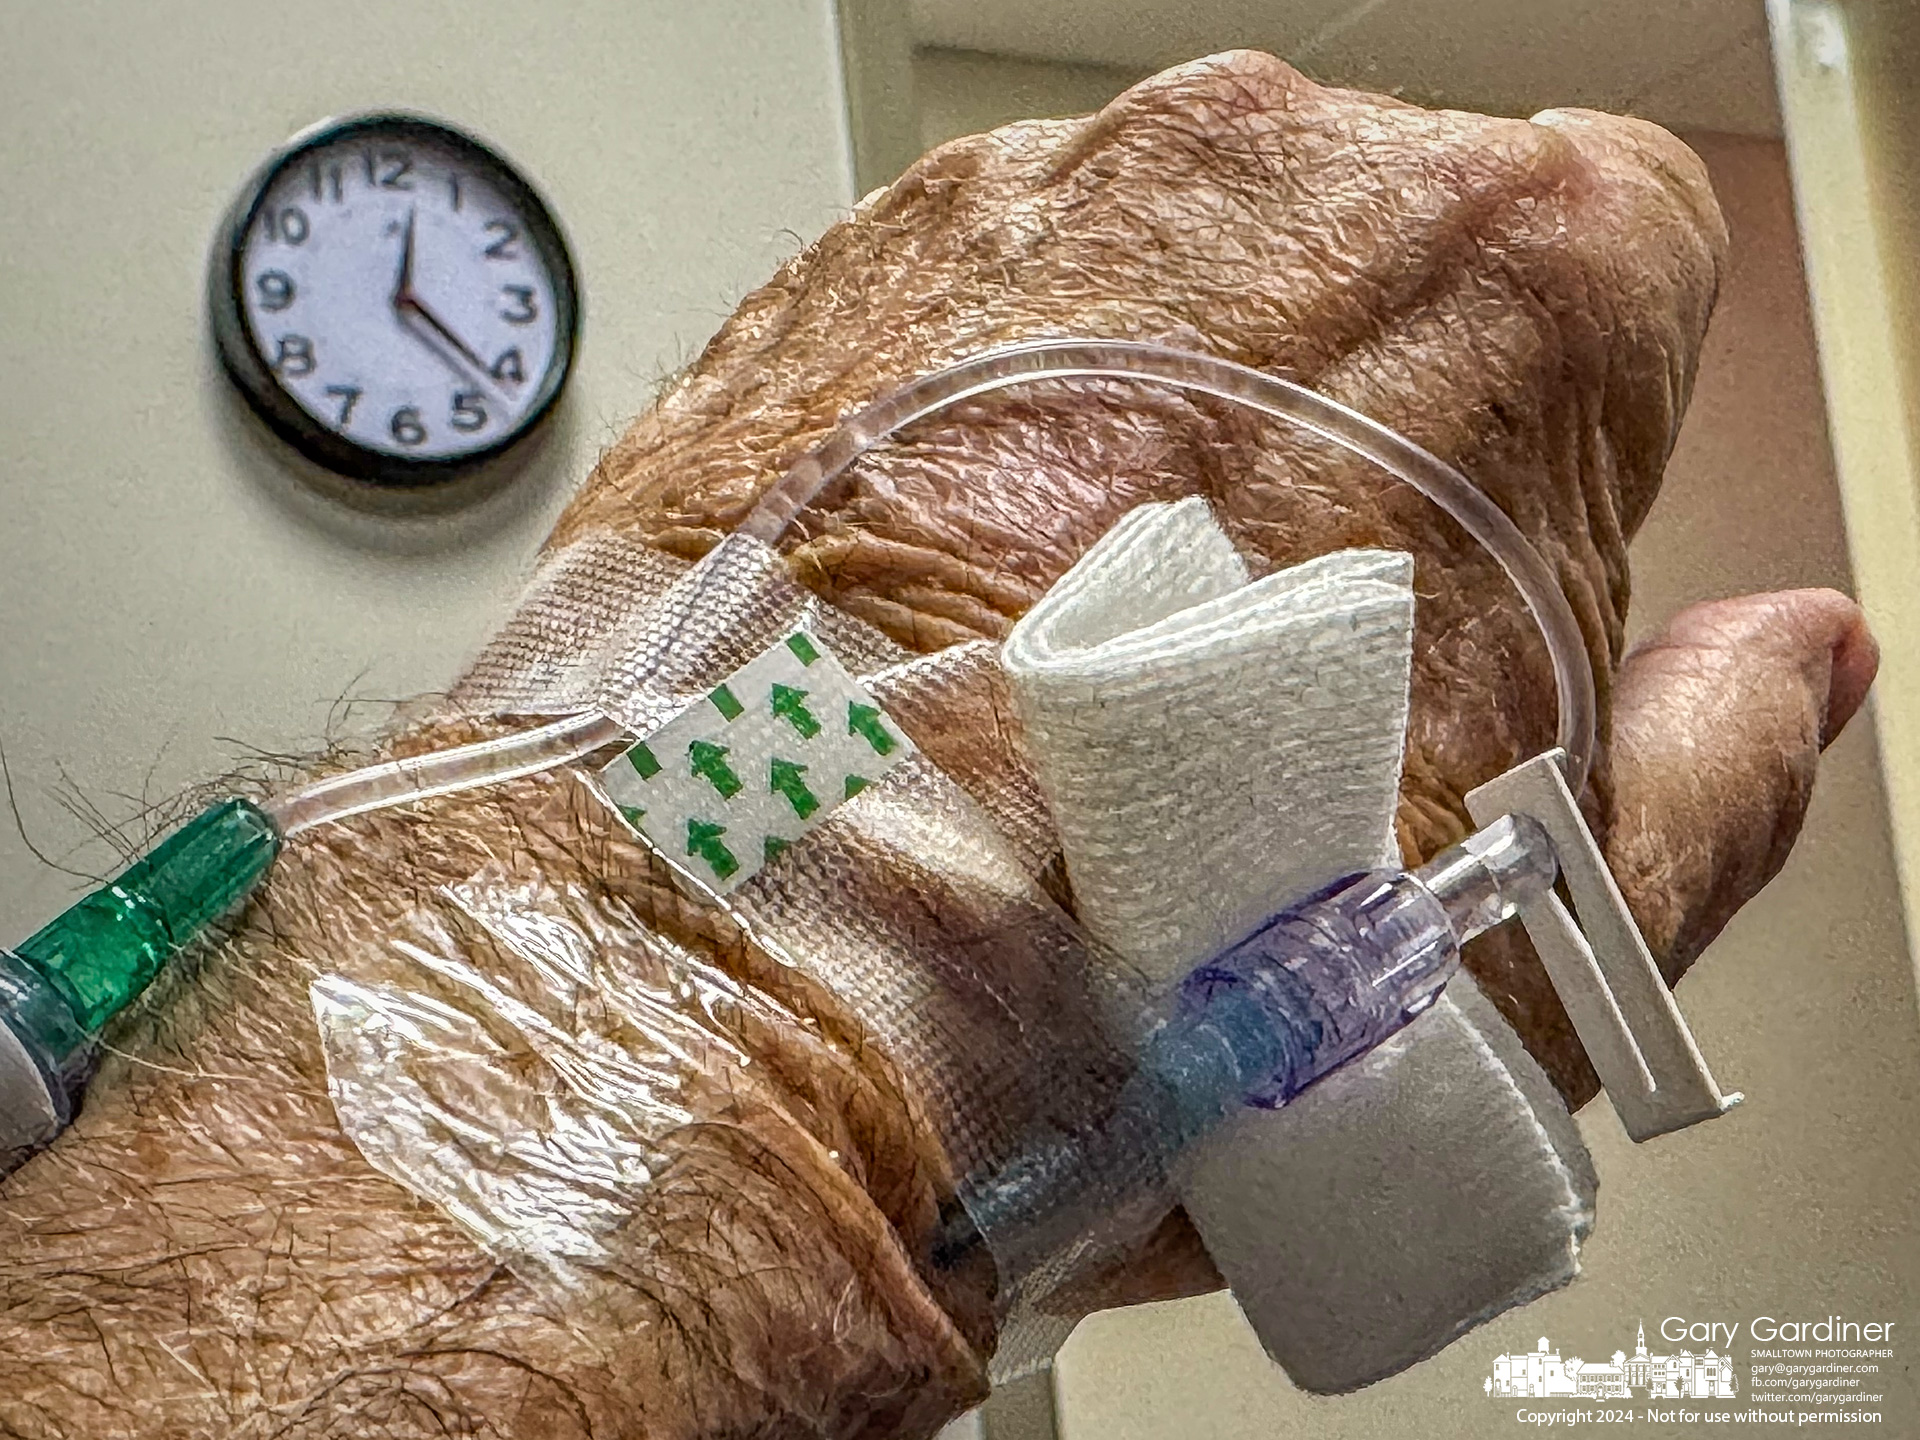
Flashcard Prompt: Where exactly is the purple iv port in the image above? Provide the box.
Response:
[1176,869,1460,1109]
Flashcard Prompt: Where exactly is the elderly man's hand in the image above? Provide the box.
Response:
[0,52,1874,1440]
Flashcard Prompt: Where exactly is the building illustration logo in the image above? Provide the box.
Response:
[1486,1323,1737,1400]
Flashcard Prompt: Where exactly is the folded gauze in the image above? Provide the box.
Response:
[1001,498,1596,1391]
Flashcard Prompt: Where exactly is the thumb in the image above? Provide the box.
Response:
[1602,588,1878,987]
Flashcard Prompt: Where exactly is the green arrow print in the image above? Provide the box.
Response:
[687,818,739,880]
[847,702,897,756]
[688,739,743,798]
[769,757,820,819]
[770,684,822,739]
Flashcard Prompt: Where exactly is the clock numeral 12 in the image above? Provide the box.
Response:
[365,150,414,189]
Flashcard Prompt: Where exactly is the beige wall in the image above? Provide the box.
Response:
[1854,0,1920,467]
[916,49,1150,158]
[0,1,854,932]
[1769,0,1920,988]
[907,0,1784,140]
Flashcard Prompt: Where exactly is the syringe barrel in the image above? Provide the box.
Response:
[0,798,281,1178]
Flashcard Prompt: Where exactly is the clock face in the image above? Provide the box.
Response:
[211,114,578,484]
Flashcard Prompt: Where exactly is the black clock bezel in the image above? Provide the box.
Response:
[208,111,580,488]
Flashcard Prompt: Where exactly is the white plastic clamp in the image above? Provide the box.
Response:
[1466,749,1741,1141]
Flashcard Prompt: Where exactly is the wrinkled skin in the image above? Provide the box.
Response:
[0,52,1876,1440]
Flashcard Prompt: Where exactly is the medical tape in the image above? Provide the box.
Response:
[314,533,1157,1366]
[593,629,918,897]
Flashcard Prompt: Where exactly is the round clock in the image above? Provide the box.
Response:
[209,112,579,486]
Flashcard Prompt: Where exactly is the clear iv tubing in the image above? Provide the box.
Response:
[262,337,1596,837]
[0,339,1599,1176]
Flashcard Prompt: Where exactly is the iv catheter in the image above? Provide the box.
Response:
[936,812,1559,1276]
[0,339,1603,1174]
[255,338,1598,839]
[938,743,1742,1278]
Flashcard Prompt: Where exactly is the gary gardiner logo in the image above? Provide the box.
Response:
[1486,1322,1736,1400]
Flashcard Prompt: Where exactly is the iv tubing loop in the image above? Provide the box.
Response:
[743,339,1596,790]
[264,338,1596,836]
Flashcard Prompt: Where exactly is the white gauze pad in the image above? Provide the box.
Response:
[1002,498,1595,1391]
[1002,497,1413,978]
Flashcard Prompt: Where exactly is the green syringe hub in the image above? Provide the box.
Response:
[12,798,281,1035]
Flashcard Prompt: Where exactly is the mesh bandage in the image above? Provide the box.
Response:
[1001,500,1594,1388]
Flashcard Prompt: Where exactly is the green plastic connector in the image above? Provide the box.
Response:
[12,799,281,1035]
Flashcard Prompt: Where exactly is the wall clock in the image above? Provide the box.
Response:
[210,112,579,485]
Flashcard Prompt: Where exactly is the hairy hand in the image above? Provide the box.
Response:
[0,51,1874,1440]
